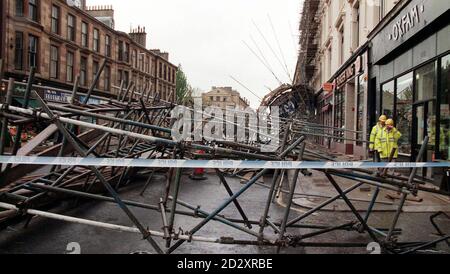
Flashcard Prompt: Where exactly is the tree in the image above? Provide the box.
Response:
[176,65,192,106]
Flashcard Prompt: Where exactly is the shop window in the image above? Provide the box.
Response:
[440,54,450,160]
[396,73,413,154]
[356,76,365,145]
[382,80,394,118]
[415,61,437,102]
[334,88,345,142]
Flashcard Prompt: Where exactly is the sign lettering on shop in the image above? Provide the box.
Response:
[388,4,424,41]
[336,55,363,86]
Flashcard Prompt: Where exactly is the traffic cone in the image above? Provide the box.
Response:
[190,150,207,180]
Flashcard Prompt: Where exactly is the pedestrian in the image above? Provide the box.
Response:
[369,115,387,161]
[376,119,402,161]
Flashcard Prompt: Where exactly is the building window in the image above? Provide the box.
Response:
[124,43,130,63]
[67,14,76,41]
[93,61,99,88]
[51,5,60,34]
[81,22,88,48]
[28,35,38,69]
[117,69,123,85]
[164,65,167,80]
[14,32,24,70]
[93,28,100,52]
[145,56,150,73]
[66,51,74,83]
[353,2,361,50]
[118,41,124,61]
[440,54,450,160]
[28,0,38,22]
[415,62,437,102]
[339,26,345,65]
[132,50,137,68]
[327,46,332,79]
[159,63,162,78]
[50,45,59,79]
[80,56,87,86]
[124,71,129,87]
[105,35,111,57]
[104,65,111,91]
[15,0,25,16]
[382,80,395,118]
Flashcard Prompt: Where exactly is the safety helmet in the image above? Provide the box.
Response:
[379,115,387,123]
[386,119,395,126]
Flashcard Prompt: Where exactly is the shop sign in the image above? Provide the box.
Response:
[336,56,363,86]
[44,90,72,103]
[388,4,424,41]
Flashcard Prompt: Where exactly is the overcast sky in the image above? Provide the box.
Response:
[88,0,302,108]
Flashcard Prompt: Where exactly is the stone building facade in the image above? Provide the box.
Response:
[0,0,177,102]
[295,0,399,158]
[202,87,250,110]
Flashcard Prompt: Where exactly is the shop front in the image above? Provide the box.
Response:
[370,0,450,178]
[319,47,369,159]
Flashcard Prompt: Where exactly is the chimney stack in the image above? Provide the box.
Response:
[129,26,147,48]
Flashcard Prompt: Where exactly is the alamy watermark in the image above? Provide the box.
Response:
[171,98,280,153]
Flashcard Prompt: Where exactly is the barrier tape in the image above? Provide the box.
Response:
[0,156,449,170]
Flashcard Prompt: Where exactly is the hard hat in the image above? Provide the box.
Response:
[386,119,395,126]
[379,115,387,122]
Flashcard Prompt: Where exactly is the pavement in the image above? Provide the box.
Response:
[0,170,449,254]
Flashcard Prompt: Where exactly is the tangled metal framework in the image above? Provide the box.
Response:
[0,67,449,254]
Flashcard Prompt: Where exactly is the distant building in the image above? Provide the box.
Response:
[202,86,250,110]
[0,0,177,103]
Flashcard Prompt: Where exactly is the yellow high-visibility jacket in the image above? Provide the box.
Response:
[375,127,402,159]
[369,123,384,151]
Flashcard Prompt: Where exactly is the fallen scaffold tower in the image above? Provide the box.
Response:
[0,66,449,254]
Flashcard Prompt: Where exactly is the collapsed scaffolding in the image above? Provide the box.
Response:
[0,65,449,254]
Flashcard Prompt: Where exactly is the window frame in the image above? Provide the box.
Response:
[105,35,111,57]
[81,21,89,48]
[28,34,39,70]
[51,5,60,34]
[67,14,76,42]
[93,28,100,52]
[14,32,24,70]
[66,51,74,83]
[80,56,88,86]
[50,45,59,79]
[28,0,39,22]
[15,0,25,17]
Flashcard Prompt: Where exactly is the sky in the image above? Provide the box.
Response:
[88,0,302,108]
